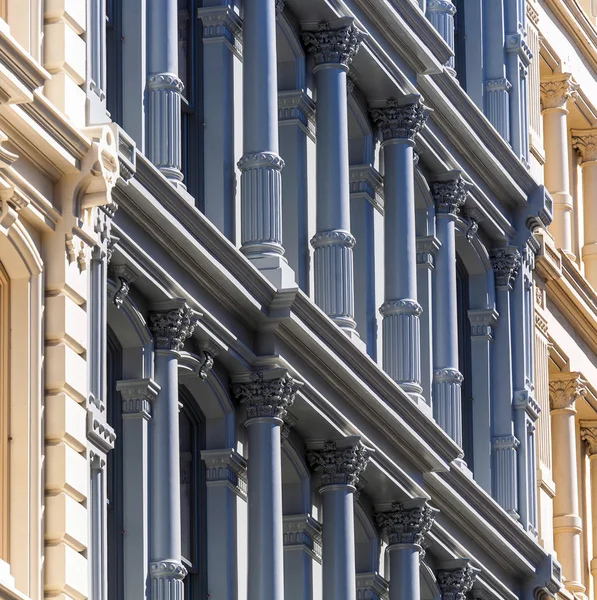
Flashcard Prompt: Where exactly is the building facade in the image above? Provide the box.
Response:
[2,0,595,599]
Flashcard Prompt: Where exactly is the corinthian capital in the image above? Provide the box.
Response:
[549,372,587,411]
[376,498,437,546]
[580,421,597,456]
[370,96,430,143]
[431,173,468,216]
[572,129,597,163]
[489,247,521,289]
[149,299,200,351]
[232,370,301,421]
[301,18,365,68]
[307,436,371,488]
[540,75,578,110]
[437,561,477,600]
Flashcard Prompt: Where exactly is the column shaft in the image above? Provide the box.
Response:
[426,1,457,72]
[389,545,419,600]
[582,427,597,594]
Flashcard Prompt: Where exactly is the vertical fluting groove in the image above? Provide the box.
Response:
[433,368,463,446]
[493,436,519,515]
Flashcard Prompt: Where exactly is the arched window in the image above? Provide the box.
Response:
[456,256,473,464]
[179,387,207,600]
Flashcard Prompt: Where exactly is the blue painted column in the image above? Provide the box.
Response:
[239,0,295,288]
[489,247,521,519]
[147,0,184,185]
[431,174,467,449]
[148,300,199,600]
[302,18,365,339]
[371,97,429,403]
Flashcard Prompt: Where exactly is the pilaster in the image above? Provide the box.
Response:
[425,1,457,74]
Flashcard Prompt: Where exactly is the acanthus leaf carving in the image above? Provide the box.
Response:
[307,436,371,487]
[302,19,365,68]
[149,300,200,352]
[549,373,587,411]
[376,499,437,547]
[370,97,429,142]
[489,247,522,288]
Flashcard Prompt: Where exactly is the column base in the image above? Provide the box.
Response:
[150,560,187,600]
[248,254,297,289]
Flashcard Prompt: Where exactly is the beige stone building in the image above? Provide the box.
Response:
[535,1,597,599]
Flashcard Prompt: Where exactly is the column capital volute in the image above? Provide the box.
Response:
[549,372,587,412]
[370,95,431,143]
[430,171,468,217]
[306,435,372,488]
[580,421,597,456]
[489,246,522,289]
[231,369,302,421]
[540,74,578,111]
[437,559,478,600]
[149,299,200,352]
[376,498,437,547]
[572,129,597,164]
[301,17,366,70]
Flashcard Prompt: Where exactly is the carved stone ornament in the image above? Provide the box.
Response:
[572,129,597,163]
[232,371,300,421]
[489,247,522,288]
[370,97,429,143]
[580,422,597,456]
[111,264,137,309]
[540,76,578,110]
[426,0,457,15]
[307,436,370,488]
[301,19,365,68]
[147,72,184,94]
[431,177,467,216]
[376,499,436,547]
[149,300,200,352]
[379,298,423,317]
[549,373,587,412]
[437,565,477,600]
[310,228,356,249]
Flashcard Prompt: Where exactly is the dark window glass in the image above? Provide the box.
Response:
[454,0,467,88]
[106,0,123,125]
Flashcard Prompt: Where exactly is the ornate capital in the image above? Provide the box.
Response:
[307,436,371,488]
[572,129,597,163]
[150,559,187,581]
[302,18,365,68]
[431,175,467,216]
[489,247,521,288]
[370,96,429,143]
[580,422,597,456]
[549,373,587,411]
[147,72,184,94]
[149,299,200,352]
[379,299,422,317]
[376,498,437,546]
[232,371,300,421]
[310,228,356,249]
[540,75,578,110]
[437,563,477,600]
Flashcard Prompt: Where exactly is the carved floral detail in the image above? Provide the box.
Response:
[232,372,300,420]
[572,130,597,163]
[308,437,370,487]
[149,302,199,352]
[549,374,587,411]
[302,20,365,67]
[540,77,577,110]
[581,423,597,456]
[431,178,467,216]
[489,247,521,288]
[437,565,476,600]
[370,98,429,142]
[376,500,436,546]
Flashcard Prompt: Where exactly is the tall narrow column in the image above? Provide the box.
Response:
[308,437,370,600]
[148,300,199,599]
[147,0,184,185]
[239,0,294,287]
[376,499,437,600]
[431,173,467,449]
[580,423,597,595]
[540,75,577,254]
[437,561,477,600]
[572,130,597,286]
[371,97,429,403]
[426,1,457,75]
[232,371,300,600]
[549,373,586,597]
[302,19,365,338]
[489,247,521,518]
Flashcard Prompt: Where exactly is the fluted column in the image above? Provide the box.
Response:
[437,561,477,600]
[302,19,365,338]
[540,75,577,254]
[489,247,521,518]
[232,371,301,600]
[572,130,597,287]
[239,0,295,287]
[147,0,183,185]
[308,437,370,600]
[376,499,437,600]
[426,1,457,75]
[148,300,200,599]
[580,423,597,595]
[371,97,429,402]
[432,174,467,448]
[549,373,586,596]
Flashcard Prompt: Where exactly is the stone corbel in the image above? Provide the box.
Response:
[0,181,28,234]
[178,338,216,381]
[110,264,137,309]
